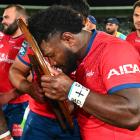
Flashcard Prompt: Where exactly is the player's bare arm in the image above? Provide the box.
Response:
[9,57,45,103]
[41,73,140,130]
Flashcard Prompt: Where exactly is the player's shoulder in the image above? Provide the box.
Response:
[94,32,123,55]
[100,32,132,51]
[0,32,10,40]
[97,31,124,44]
[96,31,119,42]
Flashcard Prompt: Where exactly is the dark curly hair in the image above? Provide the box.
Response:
[60,0,90,18]
[28,5,84,45]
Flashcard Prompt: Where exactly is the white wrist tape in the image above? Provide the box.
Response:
[10,138,14,140]
[68,82,90,108]
[0,131,10,139]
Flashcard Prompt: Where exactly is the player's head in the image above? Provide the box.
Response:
[60,0,90,24]
[28,5,85,74]
[133,0,140,30]
[2,4,28,35]
[105,17,119,35]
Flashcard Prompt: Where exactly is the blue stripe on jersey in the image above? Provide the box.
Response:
[85,29,97,55]
[108,83,140,94]
[17,55,31,67]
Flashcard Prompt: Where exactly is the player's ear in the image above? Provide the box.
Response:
[61,32,73,41]
[61,32,75,48]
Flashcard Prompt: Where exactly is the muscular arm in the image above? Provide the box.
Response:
[9,57,31,93]
[9,57,45,103]
[41,73,140,130]
[83,88,140,130]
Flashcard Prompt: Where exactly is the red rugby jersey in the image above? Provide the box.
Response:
[0,33,28,103]
[126,31,140,54]
[76,31,140,140]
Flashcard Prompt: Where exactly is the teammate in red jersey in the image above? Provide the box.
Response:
[0,4,29,140]
[126,0,140,54]
[10,5,140,140]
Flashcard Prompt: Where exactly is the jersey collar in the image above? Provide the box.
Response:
[85,29,97,55]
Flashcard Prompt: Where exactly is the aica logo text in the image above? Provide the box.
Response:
[107,64,140,79]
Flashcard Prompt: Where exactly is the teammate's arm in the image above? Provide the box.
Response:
[9,57,46,103]
[9,57,31,92]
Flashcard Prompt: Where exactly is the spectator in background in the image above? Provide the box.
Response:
[126,0,140,54]
[105,17,126,40]
[84,15,97,31]
[0,4,29,140]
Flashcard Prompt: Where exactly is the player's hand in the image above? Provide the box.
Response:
[29,81,46,103]
[41,73,73,101]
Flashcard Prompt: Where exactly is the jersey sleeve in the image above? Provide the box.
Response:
[100,40,140,94]
[17,40,33,67]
